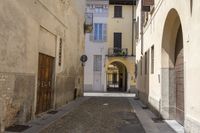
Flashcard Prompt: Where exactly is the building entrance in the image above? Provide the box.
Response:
[36,53,54,114]
[107,62,127,92]
[161,9,184,125]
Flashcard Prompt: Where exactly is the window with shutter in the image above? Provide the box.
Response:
[114,33,122,49]
[91,23,107,42]
[93,55,102,72]
[151,45,154,74]
[141,57,143,75]
[145,52,147,75]
[90,24,94,41]
[103,24,107,42]
[114,6,122,18]
[135,17,139,40]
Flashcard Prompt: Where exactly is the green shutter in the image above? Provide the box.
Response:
[103,24,107,42]
[90,24,94,41]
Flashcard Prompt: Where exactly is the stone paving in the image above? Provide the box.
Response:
[40,97,145,133]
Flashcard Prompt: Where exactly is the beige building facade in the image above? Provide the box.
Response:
[84,0,108,92]
[106,0,136,92]
[0,0,86,131]
[135,0,200,132]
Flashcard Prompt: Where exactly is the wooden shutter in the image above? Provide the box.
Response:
[94,55,102,72]
[140,57,143,75]
[114,33,122,49]
[90,24,94,41]
[114,6,122,18]
[145,52,147,75]
[103,24,107,42]
[135,17,139,39]
[151,45,154,74]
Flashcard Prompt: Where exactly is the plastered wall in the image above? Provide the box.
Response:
[0,0,85,131]
[135,0,200,132]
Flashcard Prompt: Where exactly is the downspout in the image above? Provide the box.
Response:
[141,1,144,55]
[131,0,134,56]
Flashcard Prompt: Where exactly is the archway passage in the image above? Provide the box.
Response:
[161,9,184,125]
[107,62,127,92]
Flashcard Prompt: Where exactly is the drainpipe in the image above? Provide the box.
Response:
[140,1,144,55]
[131,0,134,56]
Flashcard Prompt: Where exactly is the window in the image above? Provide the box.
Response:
[135,63,138,78]
[95,7,103,13]
[93,55,102,72]
[140,57,143,75]
[114,33,122,49]
[135,17,139,40]
[190,0,193,15]
[94,23,103,41]
[58,38,62,66]
[151,45,154,74]
[145,52,147,75]
[92,23,107,42]
[143,12,149,26]
[114,6,122,18]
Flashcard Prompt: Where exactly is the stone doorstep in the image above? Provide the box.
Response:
[84,92,136,97]
[165,120,184,133]
[5,97,90,133]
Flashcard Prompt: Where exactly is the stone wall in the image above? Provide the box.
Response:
[0,73,35,130]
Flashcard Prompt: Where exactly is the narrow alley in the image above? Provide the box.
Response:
[7,95,179,133]
[41,97,146,133]
[1,0,200,133]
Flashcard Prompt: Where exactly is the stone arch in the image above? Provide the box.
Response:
[161,9,185,125]
[106,61,128,92]
[108,59,130,73]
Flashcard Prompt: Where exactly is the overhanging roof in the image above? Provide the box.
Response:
[109,0,136,5]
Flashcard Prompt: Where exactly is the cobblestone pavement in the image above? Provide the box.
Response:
[40,97,145,133]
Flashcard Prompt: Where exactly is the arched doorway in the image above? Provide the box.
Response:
[161,9,185,125]
[107,61,127,92]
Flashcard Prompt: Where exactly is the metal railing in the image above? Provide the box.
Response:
[107,48,128,57]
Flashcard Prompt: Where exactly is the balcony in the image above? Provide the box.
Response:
[84,13,93,33]
[107,48,128,57]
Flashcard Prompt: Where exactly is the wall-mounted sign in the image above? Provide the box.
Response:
[80,55,88,63]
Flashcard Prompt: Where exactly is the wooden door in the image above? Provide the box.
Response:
[175,49,184,125]
[36,53,54,114]
[175,26,184,125]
